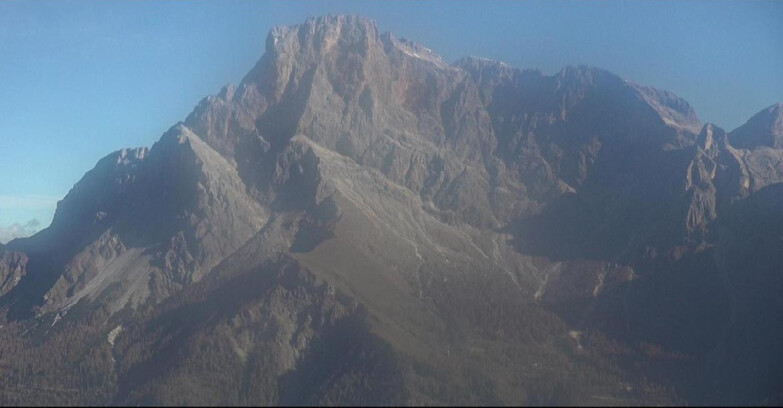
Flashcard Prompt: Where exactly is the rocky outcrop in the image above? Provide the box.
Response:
[0,251,28,297]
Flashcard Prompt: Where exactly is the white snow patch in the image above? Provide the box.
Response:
[569,330,583,350]
[395,42,448,69]
[107,325,123,347]
[535,263,561,302]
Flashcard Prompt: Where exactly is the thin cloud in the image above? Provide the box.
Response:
[0,195,61,209]
[0,218,42,244]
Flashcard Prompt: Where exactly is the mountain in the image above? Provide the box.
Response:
[0,15,781,405]
[729,103,783,149]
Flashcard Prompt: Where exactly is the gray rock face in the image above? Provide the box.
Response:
[1,14,782,406]
[0,251,28,297]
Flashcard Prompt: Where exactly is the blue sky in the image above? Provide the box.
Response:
[0,0,781,231]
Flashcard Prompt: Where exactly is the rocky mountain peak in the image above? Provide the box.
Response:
[456,55,511,69]
[556,64,615,84]
[454,56,527,85]
[729,102,783,149]
[628,82,702,135]
[697,122,729,152]
[266,15,380,56]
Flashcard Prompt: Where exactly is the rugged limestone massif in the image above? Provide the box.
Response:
[0,15,781,405]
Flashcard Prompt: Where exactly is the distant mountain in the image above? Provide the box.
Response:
[729,103,783,149]
[0,15,781,405]
[0,219,41,244]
